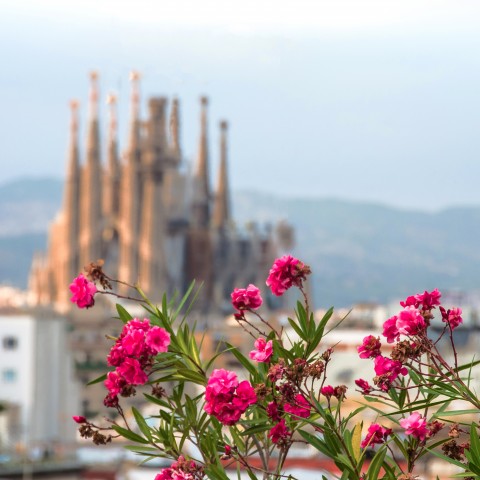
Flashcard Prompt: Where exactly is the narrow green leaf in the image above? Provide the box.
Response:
[87,373,107,386]
[112,425,149,444]
[115,303,133,323]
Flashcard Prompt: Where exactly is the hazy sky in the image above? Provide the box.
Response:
[2,0,480,209]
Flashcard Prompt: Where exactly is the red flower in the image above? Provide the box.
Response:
[361,423,392,448]
[72,415,87,424]
[268,419,290,444]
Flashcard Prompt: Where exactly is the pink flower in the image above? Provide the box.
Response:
[146,326,171,353]
[204,370,256,425]
[396,306,426,336]
[155,469,174,480]
[399,412,428,441]
[121,328,146,357]
[206,369,239,395]
[69,274,97,308]
[268,419,290,444]
[321,385,334,398]
[231,284,263,310]
[382,316,400,343]
[361,423,392,448]
[266,255,309,296]
[249,338,273,363]
[440,306,463,330]
[284,394,311,419]
[400,295,419,308]
[117,358,148,385]
[72,415,87,424]
[374,356,408,388]
[234,381,257,407]
[355,378,373,394]
[104,371,126,396]
[123,318,151,332]
[357,335,382,359]
[415,288,441,311]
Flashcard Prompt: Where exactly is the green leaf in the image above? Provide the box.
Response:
[112,425,149,444]
[87,373,107,386]
[224,343,257,377]
[116,303,133,323]
[132,407,152,441]
[367,445,387,480]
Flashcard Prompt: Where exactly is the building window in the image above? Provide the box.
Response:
[3,337,18,350]
[2,369,17,383]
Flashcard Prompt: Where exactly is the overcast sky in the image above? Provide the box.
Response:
[2,0,480,210]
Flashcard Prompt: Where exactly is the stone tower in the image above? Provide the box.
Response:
[30,72,283,315]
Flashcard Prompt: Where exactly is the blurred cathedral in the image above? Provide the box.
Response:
[29,72,293,316]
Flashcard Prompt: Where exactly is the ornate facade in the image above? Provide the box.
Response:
[29,72,290,316]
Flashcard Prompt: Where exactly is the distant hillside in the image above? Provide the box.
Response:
[1,177,480,307]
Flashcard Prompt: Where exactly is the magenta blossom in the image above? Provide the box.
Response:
[361,423,392,448]
[266,255,309,296]
[415,288,441,311]
[357,335,382,359]
[321,385,335,398]
[117,357,148,385]
[231,284,263,310]
[204,369,256,425]
[249,338,273,363]
[284,394,311,419]
[355,378,373,394]
[69,274,97,308]
[374,356,408,389]
[72,415,87,424]
[440,306,463,330]
[396,306,426,336]
[146,326,171,354]
[268,419,290,444]
[104,370,126,396]
[382,316,400,344]
[400,412,428,441]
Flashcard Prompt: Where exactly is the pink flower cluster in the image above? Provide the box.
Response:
[266,255,309,296]
[204,369,257,425]
[155,456,201,480]
[104,318,170,405]
[69,274,97,308]
[399,412,428,441]
[249,338,273,363]
[400,288,442,311]
[361,423,392,448]
[231,284,263,311]
[382,306,426,344]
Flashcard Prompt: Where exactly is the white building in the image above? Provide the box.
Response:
[0,312,80,448]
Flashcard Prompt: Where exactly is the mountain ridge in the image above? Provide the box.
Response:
[1,177,479,307]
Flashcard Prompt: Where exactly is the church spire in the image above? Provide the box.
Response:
[128,70,141,153]
[80,71,103,268]
[169,96,181,158]
[104,93,120,218]
[212,120,231,230]
[191,96,211,227]
[57,100,81,306]
[118,71,142,287]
